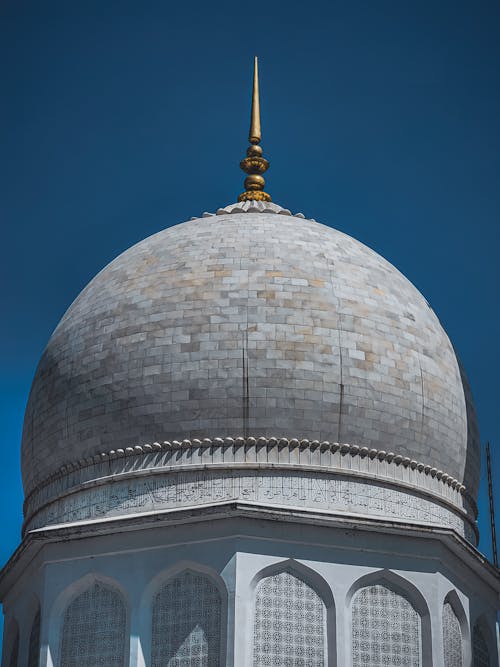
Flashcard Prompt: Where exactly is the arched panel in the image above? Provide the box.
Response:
[151,570,222,667]
[60,581,126,667]
[352,584,421,667]
[28,608,41,667]
[443,601,463,667]
[472,624,490,667]
[253,569,327,667]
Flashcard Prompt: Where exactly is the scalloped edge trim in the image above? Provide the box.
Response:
[188,201,315,220]
[26,436,473,510]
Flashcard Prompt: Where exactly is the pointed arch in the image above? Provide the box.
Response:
[251,559,335,667]
[51,571,129,622]
[442,596,463,667]
[250,558,334,608]
[347,569,431,667]
[442,589,470,667]
[143,560,228,610]
[443,590,469,640]
[149,562,226,667]
[55,573,128,667]
[346,569,429,615]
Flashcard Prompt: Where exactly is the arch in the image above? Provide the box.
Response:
[149,563,226,667]
[442,590,470,666]
[442,598,463,667]
[250,559,335,667]
[54,573,128,667]
[346,569,430,616]
[250,558,335,610]
[51,572,129,621]
[472,615,495,667]
[347,569,432,667]
[443,590,469,641]
[142,560,228,611]
[140,561,228,666]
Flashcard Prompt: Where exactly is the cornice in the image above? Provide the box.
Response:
[191,200,315,220]
[24,436,477,529]
[1,500,497,604]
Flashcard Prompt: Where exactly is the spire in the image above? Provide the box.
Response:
[238,57,272,202]
[249,55,261,144]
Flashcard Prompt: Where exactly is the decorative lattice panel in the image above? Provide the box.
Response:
[473,625,490,667]
[253,570,326,667]
[8,632,19,667]
[443,602,462,667]
[28,609,41,667]
[352,584,421,667]
[60,581,126,667]
[151,570,222,667]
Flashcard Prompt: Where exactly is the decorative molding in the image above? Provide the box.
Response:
[190,201,314,219]
[23,436,477,541]
[25,468,476,544]
[25,437,473,509]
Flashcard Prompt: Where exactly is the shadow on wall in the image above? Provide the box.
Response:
[455,353,481,497]
[151,570,222,666]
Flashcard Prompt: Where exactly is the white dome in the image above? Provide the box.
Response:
[21,205,480,534]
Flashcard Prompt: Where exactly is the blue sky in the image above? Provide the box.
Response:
[1,0,499,647]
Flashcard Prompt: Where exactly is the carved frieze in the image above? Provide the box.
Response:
[27,468,475,543]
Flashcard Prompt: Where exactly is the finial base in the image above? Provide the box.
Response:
[240,156,269,174]
[238,191,272,202]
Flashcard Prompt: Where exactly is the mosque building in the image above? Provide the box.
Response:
[1,58,499,667]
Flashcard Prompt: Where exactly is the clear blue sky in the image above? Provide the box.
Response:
[1,0,499,647]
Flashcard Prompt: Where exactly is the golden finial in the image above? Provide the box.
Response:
[249,55,261,144]
[238,57,272,202]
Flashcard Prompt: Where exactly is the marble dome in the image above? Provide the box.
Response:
[21,203,480,508]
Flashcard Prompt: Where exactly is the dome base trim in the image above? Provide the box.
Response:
[24,466,477,544]
[216,201,293,215]
[194,200,312,218]
[23,436,477,541]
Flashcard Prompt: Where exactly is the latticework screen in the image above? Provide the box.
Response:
[151,570,222,667]
[28,609,41,667]
[60,581,126,667]
[352,585,421,667]
[253,570,326,667]
[443,602,462,667]
[473,625,490,667]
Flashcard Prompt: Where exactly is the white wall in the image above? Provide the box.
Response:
[2,516,498,667]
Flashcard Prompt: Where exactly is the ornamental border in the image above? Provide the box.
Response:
[192,199,316,220]
[24,436,477,521]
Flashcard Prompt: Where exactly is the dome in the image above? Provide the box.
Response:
[22,205,480,516]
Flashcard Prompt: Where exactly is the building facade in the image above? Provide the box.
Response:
[1,61,499,666]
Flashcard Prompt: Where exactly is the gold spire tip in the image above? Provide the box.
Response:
[238,57,271,202]
[249,56,261,145]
